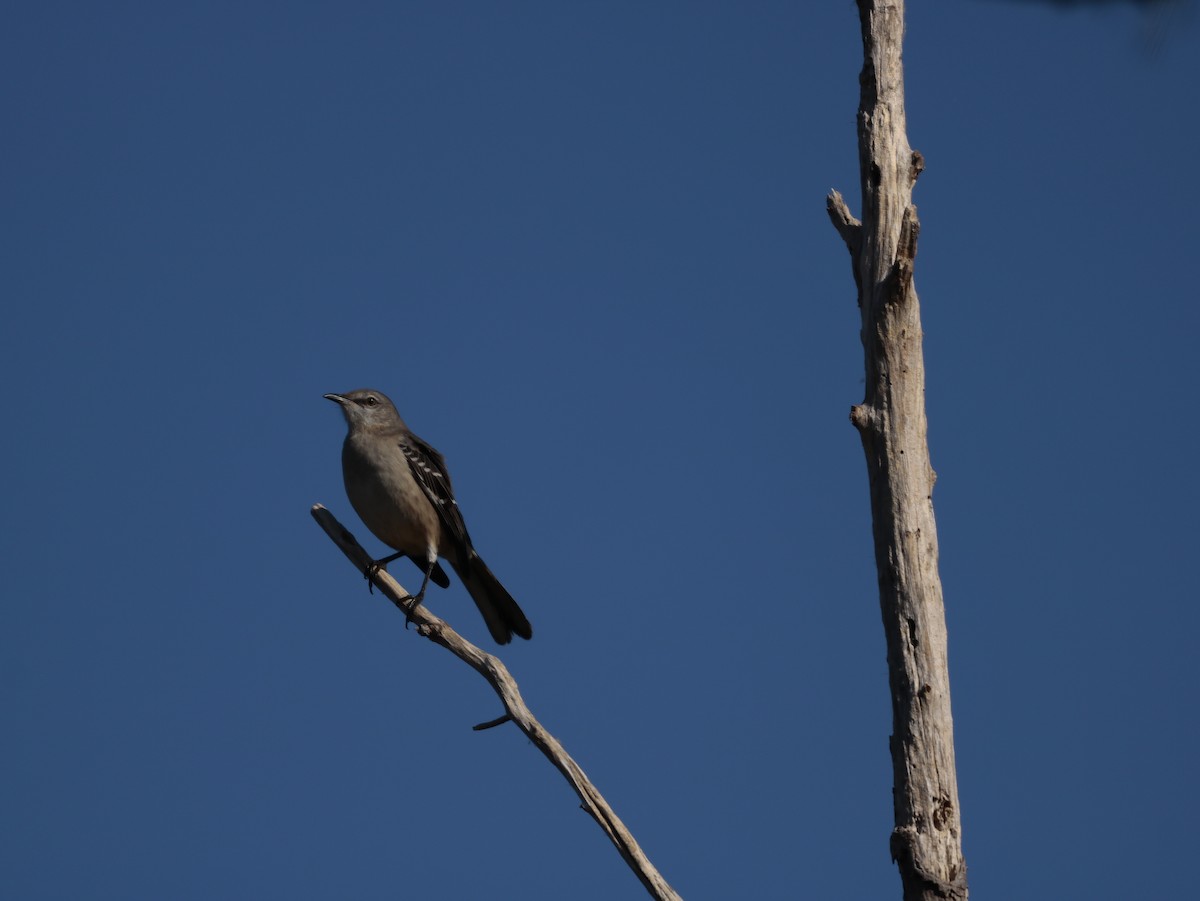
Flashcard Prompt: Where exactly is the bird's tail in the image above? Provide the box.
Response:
[451,551,532,645]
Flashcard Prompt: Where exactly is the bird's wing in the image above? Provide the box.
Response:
[398,432,472,549]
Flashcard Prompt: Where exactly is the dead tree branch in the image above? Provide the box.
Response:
[311,503,683,901]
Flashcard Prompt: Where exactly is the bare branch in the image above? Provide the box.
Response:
[311,503,683,901]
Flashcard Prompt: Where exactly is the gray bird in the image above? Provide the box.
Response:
[325,389,532,644]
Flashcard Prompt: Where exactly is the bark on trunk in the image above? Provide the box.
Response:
[827,3,968,898]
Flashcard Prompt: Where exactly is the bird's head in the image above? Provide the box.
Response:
[324,388,405,433]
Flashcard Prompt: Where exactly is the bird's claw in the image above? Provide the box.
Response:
[401,593,424,629]
[361,555,427,630]
[364,560,387,594]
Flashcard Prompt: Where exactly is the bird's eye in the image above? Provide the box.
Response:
[365,396,379,406]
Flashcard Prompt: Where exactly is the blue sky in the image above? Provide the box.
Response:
[3,2,1197,899]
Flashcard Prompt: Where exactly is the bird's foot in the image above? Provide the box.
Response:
[400,592,425,629]
[364,560,388,594]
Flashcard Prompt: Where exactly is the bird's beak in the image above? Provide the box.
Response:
[324,393,348,405]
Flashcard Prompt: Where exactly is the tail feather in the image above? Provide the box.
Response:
[451,552,532,644]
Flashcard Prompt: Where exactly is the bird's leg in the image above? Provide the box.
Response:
[365,550,406,595]
[402,557,436,629]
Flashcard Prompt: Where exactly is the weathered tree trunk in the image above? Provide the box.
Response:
[827,2,968,898]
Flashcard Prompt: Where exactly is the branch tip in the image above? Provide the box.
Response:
[827,190,863,260]
[473,714,512,731]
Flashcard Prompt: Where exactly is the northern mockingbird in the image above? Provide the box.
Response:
[325,388,532,644]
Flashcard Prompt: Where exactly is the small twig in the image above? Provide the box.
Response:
[826,188,862,252]
[472,714,512,731]
[311,503,683,901]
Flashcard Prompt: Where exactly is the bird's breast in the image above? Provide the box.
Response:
[341,437,440,555]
